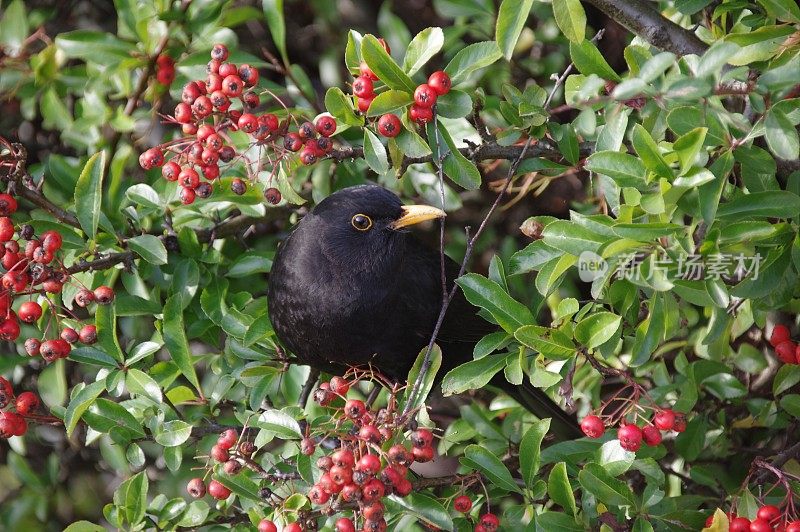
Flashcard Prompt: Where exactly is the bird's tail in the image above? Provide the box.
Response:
[495,377,582,441]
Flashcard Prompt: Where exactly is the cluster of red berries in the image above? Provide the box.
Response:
[705,504,800,531]
[580,407,687,452]
[351,40,452,134]
[185,428,244,502]
[0,190,113,360]
[139,43,338,205]
[155,54,176,86]
[768,324,800,365]
[0,376,40,439]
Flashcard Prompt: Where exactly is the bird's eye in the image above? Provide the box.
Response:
[351,214,373,231]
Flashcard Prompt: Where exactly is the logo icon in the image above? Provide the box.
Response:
[578,251,608,282]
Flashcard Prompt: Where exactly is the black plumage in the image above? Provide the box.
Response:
[268,185,580,439]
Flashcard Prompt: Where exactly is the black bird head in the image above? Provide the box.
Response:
[292,185,445,275]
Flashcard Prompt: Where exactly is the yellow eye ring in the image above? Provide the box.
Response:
[351,214,373,231]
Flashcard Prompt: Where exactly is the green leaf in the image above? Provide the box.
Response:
[441,354,507,395]
[630,294,664,366]
[548,462,578,516]
[631,124,672,179]
[765,107,800,161]
[217,472,261,501]
[552,0,586,43]
[774,365,800,395]
[520,418,550,488]
[324,87,361,126]
[365,90,413,117]
[362,34,415,92]
[63,522,105,532]
[386,493,454,531]
[462,445,521,493]
[515,326,576,360]
[444,41,503,85]
[55,30,135,64]
[578,462,637,507]
[127,235,167,265]
[541,220,608,255]
[456,273,535,331]
[84,399,145,438]
[496,0,534,60]
[154,420,193,447]
[95,303,125,364]
[780,394,800,417]
[673,127,708,174]
[126,368,162,403]
[74,151,105,239]
[434,120,482,189]
[716,191,800,220]
[436,90,472,119]
[163,295,201,394]
[126,184,162,210]
[585,151,647,188]
[400,345,442,412]
[64,380,105,437]
[113,471,148,527]
[0,0,28,53]
[262,0,287,63]
[363,129,390,174]
[758,0,800,23]
[574,312,621,349]
[569,39,620,81]
[256,409,303,439]
[402,27,444,75]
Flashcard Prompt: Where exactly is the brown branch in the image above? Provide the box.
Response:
[584,0,708,57]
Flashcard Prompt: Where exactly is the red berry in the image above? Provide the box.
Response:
[308,484,330,505]
[408,105,433,125]
[412,445,434,462]
[454,495,472,513]
[413,84,437,108]
[258,519,277,532]
[358,424,382,444]
[237,113,258,134]
[411,428,434,448]
[231,178,247,196]
[729,517,751,532]
[642,425,662,446]
[94,286,115,305]
[238,64,259,87]
[653,409,676,431]
[207,479,231,500]
[341,483,362,502]
[357,453,381,474]
[78,325,97,345]
[192,95,213,118]
[301,438,315,456]
[757,505,781,522]
[0,193,18,215]
[394,478,412,496]
[284,524,302,532]
[178,168,200,189]
[299,149,317,166]
[359,61,378,80]
[0,411,27,437]
[186,478,206,498]
[0,217,14,242]
[260,113,279,132]
[428,71,452,95]
[617,424,643,451]
[15,391,39,415]
[344,399,366,419]
[388,444,411,466]
[361,478,385,502]
[218,62,237,78]
[179,187,196,205]
[209,90,230,111]
[18,301,42,323]
[39,339,71,362]
[479,513,500,530]
[673,413,687,432]
[357,96,374,113]
[335,517,355,532]
[162,161,181,181]
[749,518,773,532]
[786,521,800,532]
[362,500,385,521]
[182,82,203,105]
[210,444,228,462]
[24,338,41,356]
[156,66,175,85]
[139,147,165,169]
[218,428,238,449]
[174,102,193,123]
[377,114,401,137]
[315,115,337,137]
[580,415,605,438]
[332,448,355,468]
[770,324,791,347]
[775,340,797,364]
[0,316,19,341]
[211,43,229,62]
[352,76,374,98]
[222,75,243,97]
[60,327,79,344]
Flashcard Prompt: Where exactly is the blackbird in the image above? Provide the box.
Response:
[268,185,580,439]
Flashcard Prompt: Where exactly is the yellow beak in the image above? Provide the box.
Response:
[390,204,446,230]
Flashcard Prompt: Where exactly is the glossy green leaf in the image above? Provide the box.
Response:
[552,0,586,43]
[578,462,636,507]
[495,0,534,60]
[364,128,390,174]
[456,273,535,331]
[74,151,105,239]
[128,235,167,265]
[362,34,415,92]
[402,27,444,75]
[574,312,621,349]
[444,41,503,85]
[520,418,550,487]
[163,295,201,394]
[461,445,521,493]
